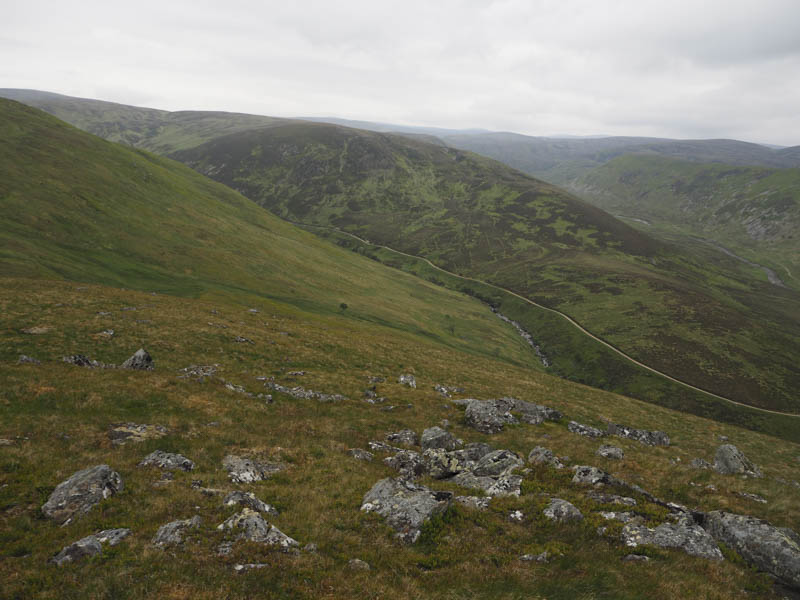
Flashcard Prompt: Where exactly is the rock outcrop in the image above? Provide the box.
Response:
[420,426,460,451]
[152,516,202,547]
[713,444,763,478]
[42,465,123,525]
[397,374,417,388]
[568,421,606,438]
[386,429,419,446]
[361,477,452,543]
[223,455,284,483]
[622,520,723,560]
[217,509,298,550]
[464,399,517,434]
[607,423,670,447]
[139,450,195,472]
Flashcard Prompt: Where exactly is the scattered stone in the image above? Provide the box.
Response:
[348,558,370,570]
[465,398,517,434]
[451,470,523,497]
[152,516,202,547]
[368,441,404,453]
[217,541,234,556]
[398,374,417,388]
[433,384,464,398]
[286,370,306,377]
[178,364,219,381]
[120,348,154,371]
[735,492,767,504]
[264,381,347,403]
[607,423,670,447]
[472,449,523,477]
[94,528,131,546]
[42,465,123,525]
[121,306,136,311]
[248,308,259,314]
[718,435,729,442]
[223,455,285,483]
[368,376,386,384]
[622,554,650,562]
[713,444,763,478]
[304,543,318,553]
[527,446,564,469]
[234,563,269,573]
[223,491,279,516]
[420,426,461,451]
[520,551,550,563]
[701,511,800,589]
[218,509,298,550]
[596,445,624,460]
[17,355,40,365]
[139,450,195,472]
[622,521,722,560]
[543,498,583,522]
[568,421,606,438]
[108,423,167,446]
[234,335,254,344]
[348,449,374,462]
[423,448,469,479]
[62,354,102,368]
[455,496,491,510]
[50,535,102,566]
[0,438,14,446]
[22,325,50,334]
[690,458,712,470]
[509,509,525,522]
[587,491,637,506]
[600,511,636,523]
[386,429,419,447]
[361,477,452,543]
[572,465,613,486]
[96,329,114,339]
[384,450,427,479]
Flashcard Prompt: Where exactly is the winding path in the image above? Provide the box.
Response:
[293,220,800,418]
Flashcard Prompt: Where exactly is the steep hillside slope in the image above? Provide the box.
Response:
[569,154,800,290]
[0,98,536,367]
[170,122,800,414]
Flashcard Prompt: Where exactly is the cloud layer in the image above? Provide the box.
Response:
[3,0,799,144]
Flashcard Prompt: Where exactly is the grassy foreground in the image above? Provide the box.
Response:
[1,279,799,599]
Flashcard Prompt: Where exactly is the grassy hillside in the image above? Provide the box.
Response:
[169,122,800,414]
[0,98,538,368]
[2,278,799,599]
[569,154,800,291]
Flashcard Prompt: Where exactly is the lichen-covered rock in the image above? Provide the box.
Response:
[120,348,154,370]
[42,465,123,525]
[223,455,284,483]
[571,465,612,486]
[423,448,470,479]
[455,496,491,510]
[384,450,427,479]
[217,509,298,550]
[223,491,279,516]
[511,398,562,423]
[94,528,131,546]
[152,516,202,547]
[464,399,517,434]
[702,511,800,589]
[139,450,195,472]
[451,471,522,497]
[622,521,722,560]
[50,535,102,566]
[713,445,763,478]
[397,374,416,388]
[420,426,460,451]
[527,446,564,469]
[543,498,583,522]
[472,449,523,477]
[348,448,374,462]
[360,477,452,543]
[596,445,624,460]
[386,429,419,446]
[607,423,670,447]
[568,421,606,438]
[108,423,167,446]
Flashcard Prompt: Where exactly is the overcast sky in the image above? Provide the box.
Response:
[3,0,800,145]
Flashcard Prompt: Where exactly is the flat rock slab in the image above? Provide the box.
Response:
[109,423,167,446]
[568,421,606,438]
[42,464,123,525]
[622,522,723,560]
[139,450,195,472]
[223,455,285,483]
[702,511,800,589]
[217,509,298,550]
[361,477,452,543]
[152,516,202,547]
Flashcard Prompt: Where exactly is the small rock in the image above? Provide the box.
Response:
[398,374,417,388]
[607,423,670,447]
[596,445,624,460]
[368,441,404,453]
[348,558,370,571]
[22,325,50,334]
[528,446,564,469]
[108,423,167,446]
[622,521,722,560]
[94,528,132,546]
[455,495,491,510]
[0,438,14,446]
[218,509,299,550]
[472,449,523,477]
[50,535,102,566]
[152,516,202,547]
[304,543,318,553]
[734,491,767,504]
[42,465,123,525]
[62,354,99,367]
[120,348,154,371]
[223,455,285,483]
[600,511,635,523]
[18,355,40,365]
[713,444,763,478]
[233,335,254,344]
[96,329,114,339]
[622,554,650,562]
[464,398,517,434]
[690,458,712,470]
[587,491,637,506]
[571,465,612,486]
[568,421,606,438]
[348,449,374,462]
[178,364,218,381]
[234,563,269,573]
[509,510,525,522]
[386,429,419,447]
[368,376,386,384]
[384,450,427,479]
[543,498,583,522]
[223,491,279,516]
[139,450,195,472]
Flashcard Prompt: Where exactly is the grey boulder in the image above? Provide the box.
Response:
[420,426,461,451]
[42,464,123,525]
[511,398,562,424]
[472,449,523,477]
[596,445,624,460]
[361,477,452,543]
[384,450,427,479]
[386,429,419,446]
[568,421,606,438]
[223,455,284,483]
[223,491,279,516]
[397,374,417,388]
[607,423,669,447]
[152,516,202,547]
[702,511,800,589]
[543,498,583,522]
[50,535,102,566]
[528,446,564,469]
[121,348,154,371]
[464,398,517,434]
[571,465,613,486]
[713,444,763,478]
[139,450,195,472]
[217,509,299,551]
[622,521,722,560]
